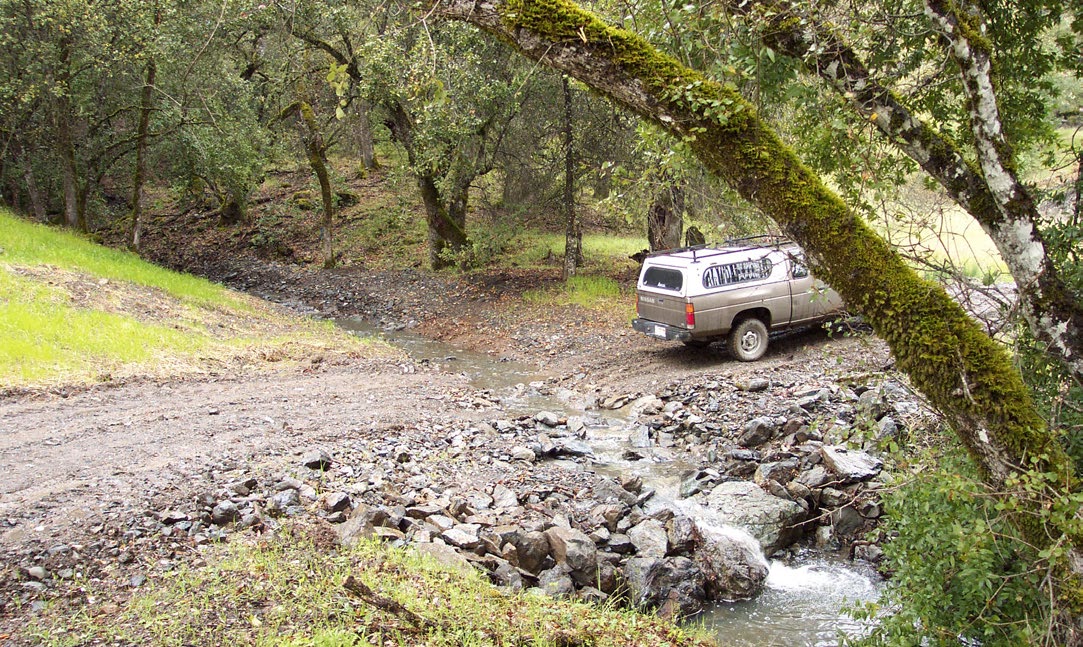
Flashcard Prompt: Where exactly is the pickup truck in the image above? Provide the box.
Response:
[631,237,845,361]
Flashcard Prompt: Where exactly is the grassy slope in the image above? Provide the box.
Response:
[32,529,715,647]
[0,210,374,388]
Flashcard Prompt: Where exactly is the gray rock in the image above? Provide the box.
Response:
[441,524,481,549]
[578,586,608,604]
[739,417,778,447]
[535,411,562,427]
[510,446,536,462]
[666,515,697,556]
[831,506,866,537]
[820,487,849,508]
[301,449,331,470]
[544,527,598,586]
[628,519,669,558]
[427,515,456,532]
[413,542,474,575]
[754,459,799,486]
[607,533,634,554]
[857,389,888,421]
[555,438,594,458]
[323,492,351,513]
[590,503,627,532]
[269,489,301,514]
[877,416,898,439]
[491,485,518,509]
[210,501,240,525]
[623,556,705,616]
[594,478,638,507]
[27,566,46,581]
[515,530,551,573]
[538,565,575,598]
[854,543,884,563]
[821,446,883,483]
[693,524,769,600]
[797,465,831,489]
[698,481,807,554]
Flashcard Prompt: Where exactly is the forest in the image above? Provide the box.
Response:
[2,0,1082,644]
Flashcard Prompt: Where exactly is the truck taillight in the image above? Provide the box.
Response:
[685,303,695,328]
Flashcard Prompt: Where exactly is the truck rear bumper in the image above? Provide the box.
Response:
[632,318,692,341]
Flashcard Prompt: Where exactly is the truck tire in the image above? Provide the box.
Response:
[728,317,769,361]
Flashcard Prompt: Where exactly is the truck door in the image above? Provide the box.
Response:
[788,254,837,324]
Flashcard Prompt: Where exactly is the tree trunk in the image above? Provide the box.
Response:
[129,57,157,251]
[437,0,1082,614]
[418,175,469,270]
[55,38,85,232]
[298,102,336,268]
[561,75,581,280]
[355,100,377,171]
[647,180,684,251]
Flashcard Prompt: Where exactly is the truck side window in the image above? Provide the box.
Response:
[643,267,684,291]
[792,258,809,278]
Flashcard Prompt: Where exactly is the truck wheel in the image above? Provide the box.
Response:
[728,318,769,361]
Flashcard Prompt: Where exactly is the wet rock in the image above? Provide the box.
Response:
[628,519,668,558]
[515,530,551,573]
[554,438,593,458]
[594,478,638,507]
[854,543,884,564]
[623,556,705,616]
[821,446,883,483]
[210,501,240,525]
[301,449,331,471]
[544,527,598,586]
[739,417,778,447]
[694,524,769,600]
[620,474,644,494]
[666,515,696,556]
[534,411,561,427]
[697,481,806,554]
[679,470,719,498]
[831,506,866,537]
[630,395,665,415]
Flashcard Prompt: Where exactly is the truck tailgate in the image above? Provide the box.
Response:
[636,290,687,327]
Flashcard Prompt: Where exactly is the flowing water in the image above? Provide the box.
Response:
[339,318,881,645]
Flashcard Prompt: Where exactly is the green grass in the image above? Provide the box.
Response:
[0,210,371,387]
[0,211,247,310]
[523,274,633,315]
[499,232,646,276]
[27,529,714,647]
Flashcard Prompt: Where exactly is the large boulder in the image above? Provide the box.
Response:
[693,523,769,600]
[544,526,598,587]
[628,519,669,558]
[696,481,807,554]
[622,556,706,617]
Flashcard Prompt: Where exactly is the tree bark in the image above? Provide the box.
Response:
[355,100,378,170]
[55,37,85,232]
[730,0,1083,385]
[418,174,469,270]
[129,57,157,251]
[647,179,684,251]
[298,101,336,268]
[435,0,1082,611]
[561,74,580,280]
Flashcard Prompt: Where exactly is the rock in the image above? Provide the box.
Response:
[820,487,849,508]
[679,470,719,498]
[323,492,351,514]
[831,506,866,537]
[268,489,302,514]
[555,439,594,458]
[590,504,627,532]
[858,499,882,519]
[544,527,598,587]
[630,395,665,415]
[854,543,884,564]
[628,426,652,448]
[876,416,898,439]
[739,417,778,447]
[666,516,696,556]
[210,501,240,525]
[337,515,376,547]
[301,449,331,470]
[628,519,669,558]
[607,533,634,554]
[413,542,474,575]
[515,531,551,573]
[797,465,831,489]
[698,481,807,554]
[754,459,799,486]
[693,524,769,600]
[510,446,536,462]
[487,557,524,590]
[160,510,188,524]
[442,524,481,549]
[736,378,770,392]
[623,556,705,616]
[578,586,608,604]
[620,474,644,494]
[594,478,638,507]
[535,411,561,427]
[857,389,888,421]
[814,525,835,548]
[491,485,518,509]
[27,566,46,581]
[821,446,883,483]
[428,515,456,532]
[538,566,575,598]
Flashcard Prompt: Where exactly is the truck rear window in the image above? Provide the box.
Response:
[702,258,773,289]
[643,267,683,291]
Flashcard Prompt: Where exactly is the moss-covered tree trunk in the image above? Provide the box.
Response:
[436,0,1082,615]
[562,74,581,280]
[647,179,684,251]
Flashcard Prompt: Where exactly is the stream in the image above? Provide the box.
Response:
[339,319,881,645]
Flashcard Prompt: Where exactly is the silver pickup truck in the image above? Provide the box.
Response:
[631,238,844,361]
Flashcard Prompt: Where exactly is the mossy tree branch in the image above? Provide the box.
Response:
[433,0,1082,609]
[720,0,1083,386]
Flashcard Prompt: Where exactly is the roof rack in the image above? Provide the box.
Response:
[646,234,792,263]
